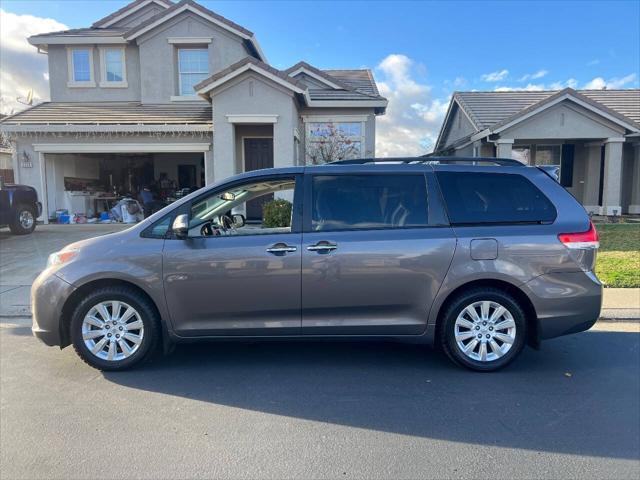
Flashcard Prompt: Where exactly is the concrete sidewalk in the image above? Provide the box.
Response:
[600,288,640,320]
[1,224,639,319]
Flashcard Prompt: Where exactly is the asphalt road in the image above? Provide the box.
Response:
[1,318,638,479]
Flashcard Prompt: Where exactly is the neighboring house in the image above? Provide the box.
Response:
[434,88,640,215]
[0,0,387,221]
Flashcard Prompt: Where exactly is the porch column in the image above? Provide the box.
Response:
[473,141,482,157]
[582,142,603,214]
[495,138,514,159]
[601,137,625,216]
[212,120,236,183]
[204,147,214,186]
[10,141,20,184]
[629,142,640,214]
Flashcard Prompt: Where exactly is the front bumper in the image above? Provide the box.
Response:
[31,270,76,347]
[36,201,43,218]
[522,270,602,340]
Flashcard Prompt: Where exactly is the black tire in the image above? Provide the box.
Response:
[70,286,160,371]
[439,287,527,372]
[8,204,36,235]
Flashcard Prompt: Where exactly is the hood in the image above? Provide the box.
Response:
[1,184,37,192]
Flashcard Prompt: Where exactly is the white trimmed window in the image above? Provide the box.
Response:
[99,48,127,87]
[67,48,95,87]
[178,48,209,96]
[306,121,365,164]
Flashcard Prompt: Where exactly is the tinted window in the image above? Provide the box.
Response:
[436,172,556,224]
[312,174,428,231]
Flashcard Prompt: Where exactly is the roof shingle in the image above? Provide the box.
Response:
[0,102,212,126]
[455,89,640,130]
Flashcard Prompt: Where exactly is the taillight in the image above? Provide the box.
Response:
[558,221,599,249]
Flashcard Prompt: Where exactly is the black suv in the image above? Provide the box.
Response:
[0,177,42,235]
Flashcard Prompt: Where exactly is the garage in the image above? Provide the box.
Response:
[40,147,208,222]
[0,102,213,223]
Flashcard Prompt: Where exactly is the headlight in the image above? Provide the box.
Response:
[47,249,78,268]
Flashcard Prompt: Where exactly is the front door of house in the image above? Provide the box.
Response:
[244,138,274,221]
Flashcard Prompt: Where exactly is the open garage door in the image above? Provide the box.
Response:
[36,143,211,222]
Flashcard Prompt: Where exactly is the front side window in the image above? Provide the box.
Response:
[71,49,92,83]
[436,172,557,225]
[104,48,125,83]
[188,177,296,238]
[306,122,364,164]
[311,174,429,232]
[178,48,209,96]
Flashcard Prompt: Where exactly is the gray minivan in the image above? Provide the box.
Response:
[31,158,602,371]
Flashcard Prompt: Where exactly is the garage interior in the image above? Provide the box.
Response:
[44,152,205,221]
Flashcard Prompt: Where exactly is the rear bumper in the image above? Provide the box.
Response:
[31,270,75,347]
[522,270,602,340]
[36,202,43,218]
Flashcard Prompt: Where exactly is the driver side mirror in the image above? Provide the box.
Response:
[172,214,189,239]
[231,213,245,228]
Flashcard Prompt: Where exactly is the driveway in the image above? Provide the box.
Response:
[0,224,129,315]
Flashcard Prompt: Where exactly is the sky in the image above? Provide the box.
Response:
[1,0,639,155]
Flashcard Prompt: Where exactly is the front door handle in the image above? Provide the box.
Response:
[266,243,297,254]
[307,242,338,252]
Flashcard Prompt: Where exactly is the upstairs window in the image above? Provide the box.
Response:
[100,48,127,87]
[68,48,94,86]
[178,48,209,96]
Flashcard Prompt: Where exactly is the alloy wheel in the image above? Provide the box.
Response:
[81,301,144,361]
[19,210,34,230]
[454,300,516,362]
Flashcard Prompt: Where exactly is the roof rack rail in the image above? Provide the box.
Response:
[329,156,525,167]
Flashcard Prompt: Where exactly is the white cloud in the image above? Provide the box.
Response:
[583,73,637,90]
[518,69,548,82]
[0,9,66,115]
[494,84,546,92]
[587,59,600,66]
[481,69,509,82]
[375,54,449,156]
[453,76,467,88]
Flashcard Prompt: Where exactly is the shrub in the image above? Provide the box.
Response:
[262,198,292,228]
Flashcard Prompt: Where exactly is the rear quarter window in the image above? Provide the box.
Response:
[436,172,556,224]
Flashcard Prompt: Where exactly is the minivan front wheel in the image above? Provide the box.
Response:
[70,287,159,371]
[440,288,526,371]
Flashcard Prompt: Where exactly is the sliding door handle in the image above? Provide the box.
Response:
[307,242,338,252]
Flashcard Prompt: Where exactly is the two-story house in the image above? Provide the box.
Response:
[0,0,387,222]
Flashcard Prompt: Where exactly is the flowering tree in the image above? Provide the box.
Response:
[305,123,362,164]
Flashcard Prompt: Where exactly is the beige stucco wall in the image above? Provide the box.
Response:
[48,44,142,102]
[137,11,249,103]
[210,72,297,182]
[499,102,624,140]
[443,106,476,146]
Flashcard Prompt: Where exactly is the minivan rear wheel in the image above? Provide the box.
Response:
[70,286,159,371]
[440,288,526,371]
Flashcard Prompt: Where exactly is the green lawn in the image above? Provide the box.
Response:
[595,223,640,288]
